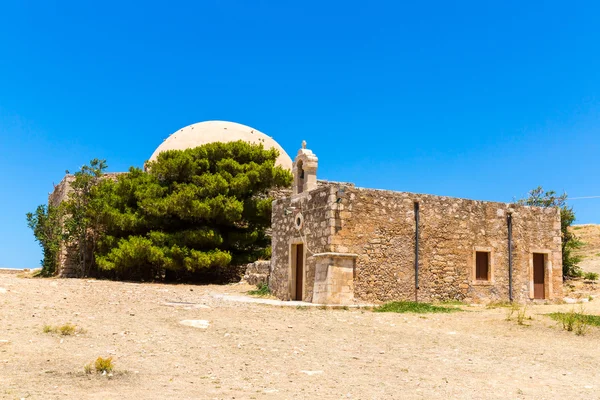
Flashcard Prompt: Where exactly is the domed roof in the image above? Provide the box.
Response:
[148,121,293,170]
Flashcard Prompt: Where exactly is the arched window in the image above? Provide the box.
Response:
[297,160,305,194]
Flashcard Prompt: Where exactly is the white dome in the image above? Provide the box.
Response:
[148,121,293,170]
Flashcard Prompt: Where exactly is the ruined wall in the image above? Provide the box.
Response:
[329,187,562,303]
[48,175,75,207]
[48,173,124,278]
[242,260,271,286]
[270,185,336,301]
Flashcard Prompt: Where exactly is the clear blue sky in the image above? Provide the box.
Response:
[1,1,599,269]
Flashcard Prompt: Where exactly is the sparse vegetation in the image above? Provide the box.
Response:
[505,303,532,325]
[488,301,513,309]
[516,305,531,325]
[439,299,465,306]
[549,309,600,336]
[374,301,461,314]
[84,363,93,374]
[94,357,114,373]
[548,309,600,324]
[59,323,76,335]
[248,282,271,297]
[505,303,518,321]
[583,272,599,281]
[43,323,81,336]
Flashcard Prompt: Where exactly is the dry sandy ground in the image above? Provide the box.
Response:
[1,274,600,400]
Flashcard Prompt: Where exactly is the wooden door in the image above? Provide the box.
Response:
[295,244,304,300]
[533,253,545,299]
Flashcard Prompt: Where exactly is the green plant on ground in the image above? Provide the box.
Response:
[574,319,591,336]
[516,304,531,325]
[549,309,600,332]
[59,323,76,336]
[374,301,461,314]
[43,323,81,335]
[94,357,114,373]
[248,282,271,297]
[583,272,599,281]
[505,303,519,321]
[488,301,513,309]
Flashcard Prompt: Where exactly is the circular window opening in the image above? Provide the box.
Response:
[294,213,304,230]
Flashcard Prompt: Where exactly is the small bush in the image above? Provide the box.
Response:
[549,309,600,335]
[505,303,519,321]
[84,363,93,374]
[574,319,591,336]
[43,323,80,335]
[374,301,461,314]
[59,323,76,336]
[583,272,599,281]
[516,305,531,325]
[562,311,577,331]
[248,282,271,297]
[94,357,114,373]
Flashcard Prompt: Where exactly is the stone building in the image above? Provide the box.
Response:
[270,143,563,304]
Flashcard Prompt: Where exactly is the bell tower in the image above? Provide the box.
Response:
[292,140,318,196]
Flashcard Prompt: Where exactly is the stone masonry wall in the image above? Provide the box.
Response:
[270,185,336,301]
[271,182,563,304]
[48,173,123,277]
[242,260,271,286]
[329,186,562,303]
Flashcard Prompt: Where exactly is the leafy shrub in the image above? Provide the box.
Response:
[94,357,114,373]
[374,301,461,314]
[28,142,293,281]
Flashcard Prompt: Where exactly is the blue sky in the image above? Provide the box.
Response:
[1,1,599,269]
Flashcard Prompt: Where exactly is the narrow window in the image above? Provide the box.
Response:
[296,160,305,194]
[475,251,490,281]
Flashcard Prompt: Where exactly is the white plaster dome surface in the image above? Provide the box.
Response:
[149,121,293,170]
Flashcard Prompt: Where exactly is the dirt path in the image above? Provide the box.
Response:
[1,274,599,399]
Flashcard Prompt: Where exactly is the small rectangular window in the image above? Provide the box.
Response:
[475,251,490,281]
